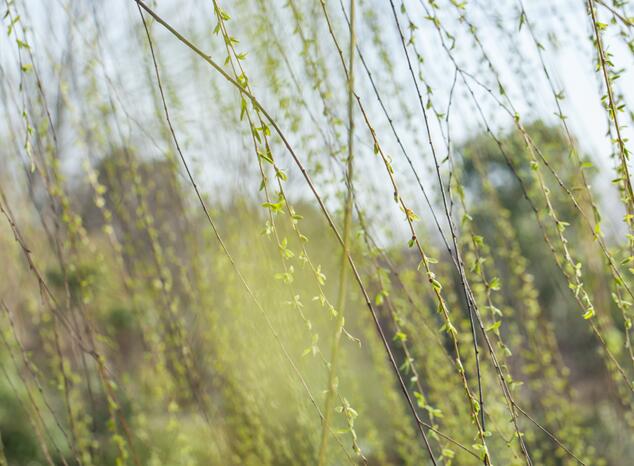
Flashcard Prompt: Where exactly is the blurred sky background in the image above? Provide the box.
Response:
[2,0,634,240]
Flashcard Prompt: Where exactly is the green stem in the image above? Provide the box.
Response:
[317,0,356,464]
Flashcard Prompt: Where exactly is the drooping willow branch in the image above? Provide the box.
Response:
[316,0,360,463]
[132,0,441,459]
